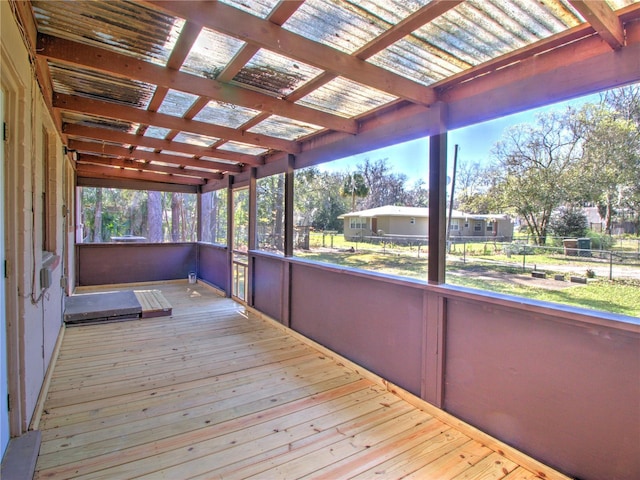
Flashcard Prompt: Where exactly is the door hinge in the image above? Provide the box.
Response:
[4,260,6,279]
[7,394,10,412]
[3,122,7,142]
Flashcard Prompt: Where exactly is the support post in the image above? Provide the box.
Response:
[247,168,257,306]
[225,175,233,297]
[428,103,448,284]
[284,154,294,257]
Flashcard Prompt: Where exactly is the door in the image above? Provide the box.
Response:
[1,88,9,456]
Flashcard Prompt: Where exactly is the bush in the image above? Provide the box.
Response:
[586,231,615,250]
[549,209,588,238]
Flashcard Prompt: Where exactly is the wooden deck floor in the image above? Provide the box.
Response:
[34,281,568,480]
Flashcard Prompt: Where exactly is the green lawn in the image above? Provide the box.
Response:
[296,248,640,317]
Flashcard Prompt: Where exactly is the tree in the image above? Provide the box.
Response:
[295,168,348,231]
[576,104,640,234]
[93,187,103,242]
[492,110,585,244]
[170,192,181,242]
[455,161,501,214]
[548,208,588,238]
[340,172,369,211]
[147,191,163,242]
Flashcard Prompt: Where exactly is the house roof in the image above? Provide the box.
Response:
[10,0,640,190]
[338,205,510,220]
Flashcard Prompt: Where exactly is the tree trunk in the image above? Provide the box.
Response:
[171,192,181,242]
[147,191,163,242]
[93,188,103,243]
[201,193,212,243]
[275,175,284,251]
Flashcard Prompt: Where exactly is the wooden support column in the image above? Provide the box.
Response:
[428,102,448,284]
[225,175,233,297]
[248,168,257,306]
[196,187,202,243]
[282,154,295,327]
[424,102,448,408]
[284,154,294,257]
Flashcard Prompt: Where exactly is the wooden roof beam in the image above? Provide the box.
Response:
[53,93,299,153]
[145,0,436,105]
[77,154,222,180]
[76,163,206,186]
[68,139,243,173]
[63,124,263,165]
[37,34,358,135]
[569,0,625,50]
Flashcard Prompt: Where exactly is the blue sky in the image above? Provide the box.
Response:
[321,92,602,183]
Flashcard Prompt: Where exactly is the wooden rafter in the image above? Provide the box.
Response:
[37,34,358,134]
[75,163,206,186]
[355,0,464,59]
[569,0,625,50]
[215,0,304,83]
[144,0,436,105]
[63,124,263,165]
[53,93,299,153]
[68,140,243,173]
[77,154,222,180]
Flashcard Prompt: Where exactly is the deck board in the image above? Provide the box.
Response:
[34,281,569,480]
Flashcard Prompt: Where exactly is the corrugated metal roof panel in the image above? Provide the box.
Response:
[144,127,172,139]
[218,0,280,19]
[233,49,324,98]
[180,27,245,79]
[367,0,584,84]
[297,77,397,117]
[217,142,269,156]
[32,0,183,66]
[607,0,639,9]
[157,90,199,117]
[62,112,137,133]
[248,115,324,141]
[172,132,220,147]
[193,101,260,129]
[283,0,391,54]
[49,62,154,108]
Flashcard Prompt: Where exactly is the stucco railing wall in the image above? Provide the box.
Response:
[249,252,640,480]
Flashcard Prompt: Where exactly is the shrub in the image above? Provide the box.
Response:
[549,209,588,238]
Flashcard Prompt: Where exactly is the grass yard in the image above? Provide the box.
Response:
[295,249,640,317]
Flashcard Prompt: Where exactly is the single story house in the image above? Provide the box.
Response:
[339,205,514,241]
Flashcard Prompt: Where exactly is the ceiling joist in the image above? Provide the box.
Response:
[76,163,206,186]
[569,0,626,50]
[63,124,263,166]
[68,139,243,173]
[77,154,222,180]
[53,93,300,153]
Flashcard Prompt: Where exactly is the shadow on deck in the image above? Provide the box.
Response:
[33,281,568,479]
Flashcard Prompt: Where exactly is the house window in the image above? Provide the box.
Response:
[410,217,415,224]
[350,217,366,229]
[474,222,482,232]
[486,222,494,232]
[451,221,459,231]
[464,221,469,228]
